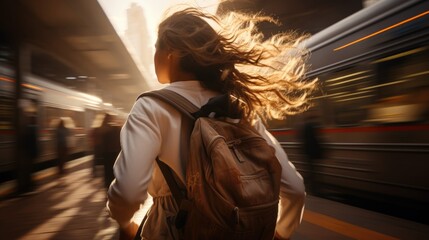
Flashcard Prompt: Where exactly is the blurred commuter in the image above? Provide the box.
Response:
[20,114,39,193]
[301,113,324,195]
[92,115,104,176]
[56,118,69,174]
[107,7,316,240]
[99,114,121,189]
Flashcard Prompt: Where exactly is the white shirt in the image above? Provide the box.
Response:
[107,80,305,239]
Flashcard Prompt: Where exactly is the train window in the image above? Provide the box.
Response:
[0,61,15,131]
[45,107,67,129]
[45,107,85,129]
[367,47,429,124]
[91,113,105,128]
[45,107,60,129]
[67,110,84,128]
[48,116,76,128]
[319,66,377,126]
[267,115,299,130]
[0,96,14,130]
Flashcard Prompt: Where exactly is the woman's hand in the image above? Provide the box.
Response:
[273,231,289,240]
[119,222,139,240]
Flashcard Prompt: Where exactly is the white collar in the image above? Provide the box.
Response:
[167,80,203,89]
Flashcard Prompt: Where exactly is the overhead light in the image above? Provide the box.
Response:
[109,73,130,80]
[358,79,410,91]
[331,90,373,99]
[328,75,372,87]
[372,47,427,63]
[66,76,76,80]
[325,71,369,83]
[0,76,14,83]
[78,75,88,79]
[334,94,374,102]
[79,93,102,104]
[22,83,43,91]
[310,92,344,100]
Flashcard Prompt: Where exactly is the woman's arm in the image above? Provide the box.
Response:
[107,99,162,228]
[253,120,306,239]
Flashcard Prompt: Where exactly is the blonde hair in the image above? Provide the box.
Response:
[157,7,316,122]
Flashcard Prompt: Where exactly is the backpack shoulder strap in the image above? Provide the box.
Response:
[138,89,198,121]
[136,89,194,230]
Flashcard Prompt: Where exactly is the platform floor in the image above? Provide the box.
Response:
[0,156,428,239]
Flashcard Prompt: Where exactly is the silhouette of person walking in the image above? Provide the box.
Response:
[56,119,69,174]
[21,114,39,192]
[99,114,121,189]
[301,113,324,195]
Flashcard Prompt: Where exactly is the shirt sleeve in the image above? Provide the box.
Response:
[106,98,162,228]
[253,120,306,239]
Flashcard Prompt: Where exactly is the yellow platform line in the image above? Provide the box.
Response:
[303,210,399,240]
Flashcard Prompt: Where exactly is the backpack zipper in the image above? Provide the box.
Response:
[208,135,264,151]
[226,136,264,146]
[232,200,279,225]
[227,136,265,163]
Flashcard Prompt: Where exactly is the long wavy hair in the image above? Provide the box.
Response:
[156,7,316,122]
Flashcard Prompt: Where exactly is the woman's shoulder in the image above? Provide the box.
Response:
[132,93,168,116]
[132,88,192,121]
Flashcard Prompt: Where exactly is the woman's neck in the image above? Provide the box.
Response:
[168,52,198,83]
[170,71,197,83]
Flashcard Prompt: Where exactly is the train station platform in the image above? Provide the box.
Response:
[0,156,428,240]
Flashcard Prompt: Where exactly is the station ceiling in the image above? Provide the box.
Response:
[2,0,150,112]
[1,0,363,113]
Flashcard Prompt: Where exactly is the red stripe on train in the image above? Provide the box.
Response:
[0,130,15,135]
[270,124,429,135]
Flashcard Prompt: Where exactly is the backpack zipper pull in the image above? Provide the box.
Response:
[234,207,240,224]
[229,139,245,163]
[233,147,245,163]
[227,139,242,146]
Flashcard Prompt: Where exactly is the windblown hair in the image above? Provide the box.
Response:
[157,7,317,122]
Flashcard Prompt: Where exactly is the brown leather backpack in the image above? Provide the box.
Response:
[138,89,282,240]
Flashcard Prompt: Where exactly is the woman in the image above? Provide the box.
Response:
[107,7,316,240]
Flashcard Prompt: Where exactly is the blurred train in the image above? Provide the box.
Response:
[269,0,429,223]
[0,48,127,181]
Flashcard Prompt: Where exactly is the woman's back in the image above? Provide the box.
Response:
[107,6,315,240]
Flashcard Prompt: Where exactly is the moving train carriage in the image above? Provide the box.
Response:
[24,73,103,164]
[269,0,429,223]
[0,48,127,180]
